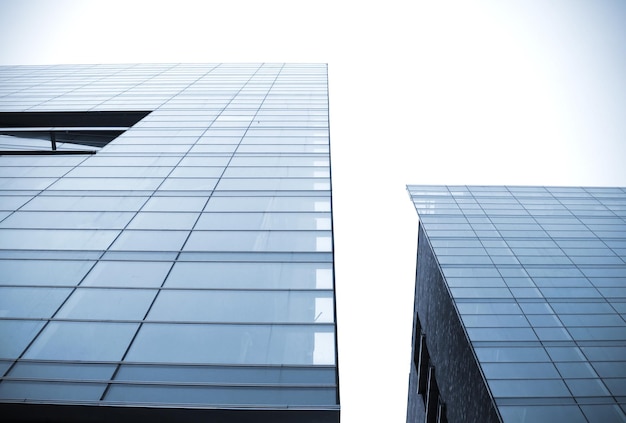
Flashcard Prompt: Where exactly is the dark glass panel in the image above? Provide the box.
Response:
[0,381,107,401]
[105,384,337,406]
[115,364,336,384]
[8,362,116,380]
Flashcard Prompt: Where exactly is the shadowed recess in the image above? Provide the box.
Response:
[0,111,150,154]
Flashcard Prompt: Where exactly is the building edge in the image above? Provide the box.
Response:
[407,223,501,423]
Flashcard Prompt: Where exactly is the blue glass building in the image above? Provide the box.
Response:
[0,63,339,422]
[407,185,626,423]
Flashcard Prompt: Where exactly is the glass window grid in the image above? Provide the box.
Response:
[0,64,337,408]
[409,185,626,417]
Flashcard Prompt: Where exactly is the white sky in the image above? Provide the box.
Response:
[1,1,626,421]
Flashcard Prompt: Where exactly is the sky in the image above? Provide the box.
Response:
[1,1,626,422]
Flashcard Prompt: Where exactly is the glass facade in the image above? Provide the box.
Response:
[0,64,338,422]
[407,185,626,423]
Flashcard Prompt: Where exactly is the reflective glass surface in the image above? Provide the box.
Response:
[0,63,337,411]
[409,185,626,422]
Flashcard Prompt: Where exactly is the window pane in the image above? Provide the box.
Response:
[0,320,45,359]
[147,290,333,323]
[0,196,32,211]
[81,261,172,288]
[0,287,71,317]
[48,177,163,191]
[0,260,94,286]
[581,405,626,423]
[109,230,188,251]
[555,362,598,378]
[0,211,134,229]
[475,347,550,363]
[498,405,586,423]
[184,231,332,252]
[104,384,336,406]
[0,178,56,190]
[0,381,107,401]
[195,212,331,230]
[141,196,207,212]
[223,167,329,178]
[165,262,332,289]
[24,322,138,361]
[205,197,330,212]
[157,178,217,191]
[466,327,538,342]
[216,178,329,191]
[482,362,560,379]
[169,167,224,178]
[565,378,611,396]
[8,362,116,381]
[22,196,148,212]
[125,323,335,365]
[56,288,157,320]
[67,166,173,178]
[127,212,199,230]
[488,379,570,397]
[0,229,118,250]
[114,364,336,384]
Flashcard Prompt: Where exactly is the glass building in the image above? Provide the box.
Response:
[0,63,339,422]
[406,185,626,423]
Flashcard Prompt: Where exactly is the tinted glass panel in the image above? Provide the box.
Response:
[196,212,331,230]
[21,196,147,212]
[0,287,71,317]
[125,323,335,365]
[0,229,118,250]
[0,320,45,359]
[109,230,188,251]
[24,322,138,361]
[81,261,172,288]
[0,381,107,401]
[165,262,332,289]
[115,364,336,384]
[147,290,333,323]
[0,260,94,286]
[498,405,587,423]
[0,211,134,229]
[9,362,116,380]
[56,288,157,320]
[184,231,332,252]
[127,212,199,230]
[104,384,336,406]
